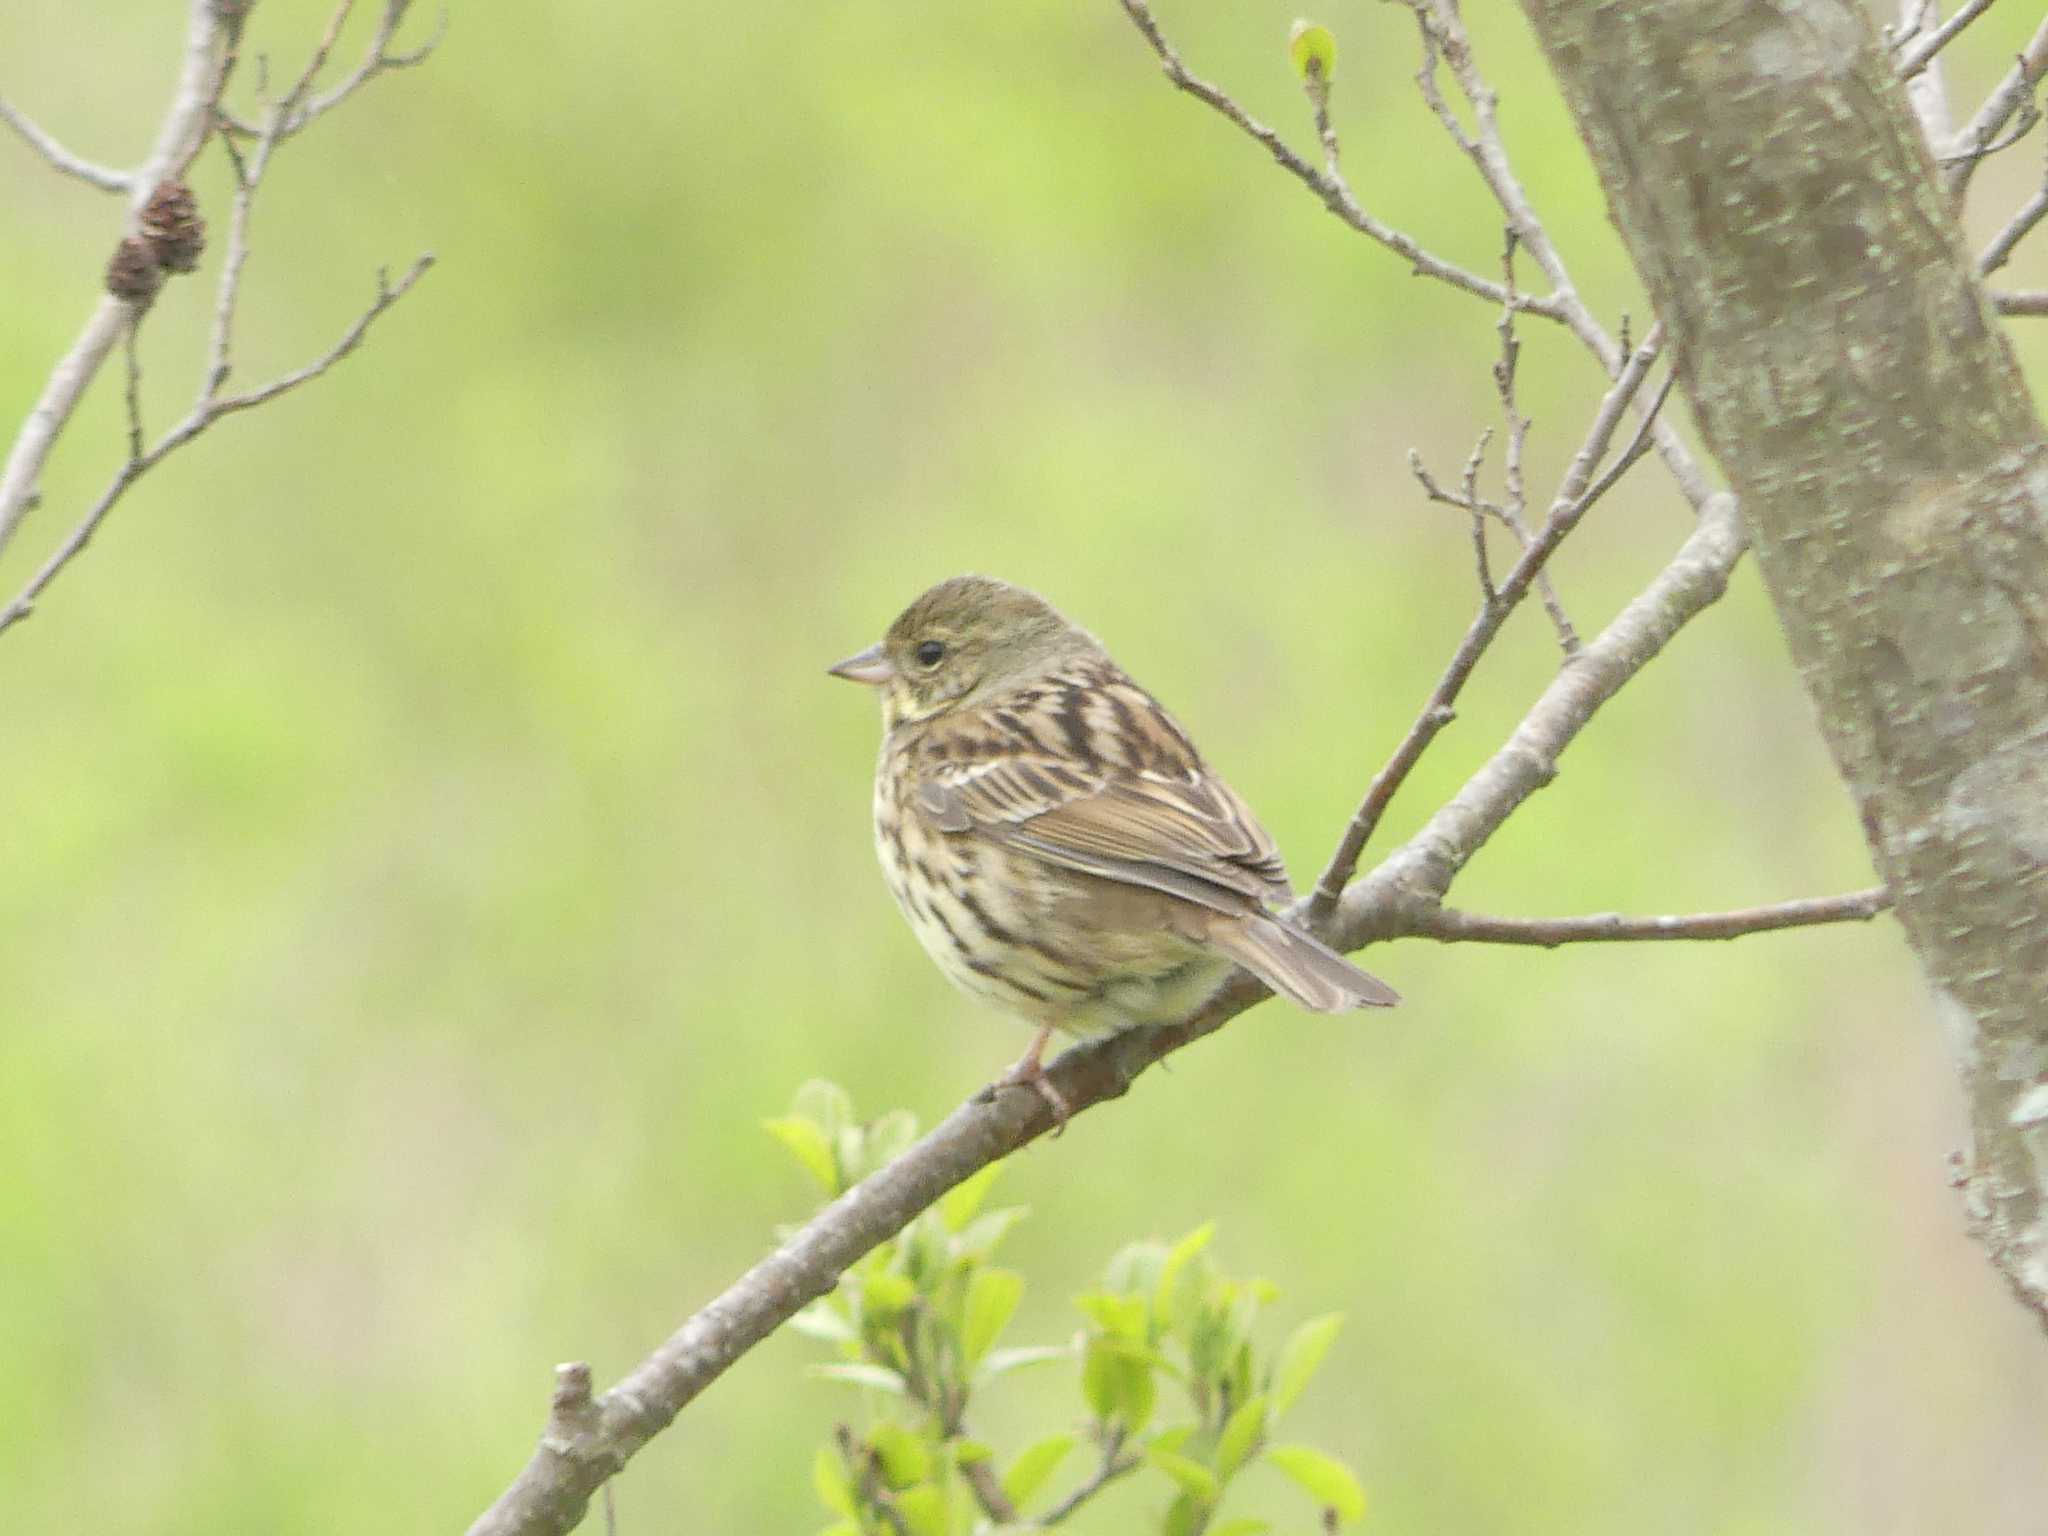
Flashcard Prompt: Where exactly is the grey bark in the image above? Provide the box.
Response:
[1520,0,2048,1324]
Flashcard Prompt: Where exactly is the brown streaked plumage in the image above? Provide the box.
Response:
[830,575,1398,1117]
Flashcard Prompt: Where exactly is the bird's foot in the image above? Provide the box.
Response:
[977,1026,1071,1134]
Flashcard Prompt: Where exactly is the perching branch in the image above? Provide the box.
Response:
[1412,888,1892,947]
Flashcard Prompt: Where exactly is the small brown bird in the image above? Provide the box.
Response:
[830,576,1398,1118]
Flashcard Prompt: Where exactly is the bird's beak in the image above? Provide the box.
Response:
[827,642,896,686]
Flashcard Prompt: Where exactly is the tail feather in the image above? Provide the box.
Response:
[1209,913,1401,1011]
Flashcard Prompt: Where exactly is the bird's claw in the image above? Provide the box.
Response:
[985,1049,1071,1135]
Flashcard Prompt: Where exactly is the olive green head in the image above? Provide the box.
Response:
[829,575,1095,725]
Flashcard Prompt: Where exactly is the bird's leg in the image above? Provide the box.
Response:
[982,1023,1071,1133]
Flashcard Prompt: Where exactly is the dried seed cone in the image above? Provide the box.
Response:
[105,236,164,304]
[139,181,206,274]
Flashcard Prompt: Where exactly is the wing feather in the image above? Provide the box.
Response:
[906,663,1293,913]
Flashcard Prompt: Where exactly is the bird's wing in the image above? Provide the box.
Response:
[908,667,1293,915]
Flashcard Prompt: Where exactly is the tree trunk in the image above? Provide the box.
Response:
[1519,0,2048,1325]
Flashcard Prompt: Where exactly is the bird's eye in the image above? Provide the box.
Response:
[915,639,946,668]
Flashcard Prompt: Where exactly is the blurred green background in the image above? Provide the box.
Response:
[6,2,2047,1531]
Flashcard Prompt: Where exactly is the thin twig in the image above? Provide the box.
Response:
[120,320,146,466]
[1896,0,1957,145]
[1410,887,1892,947]
[0,96,132,191]
[1115,0,1562,318]
[962,1458,1021,1525]
[1491,230,1578,653]
[217,1,445,142]
[1035,1433,1141,1528]
[0,0,232,555]
[0,257,433,636]
[1979,130,2048,274]
[1897,0,2002,80]
[1946,14,2048,200]
[1307,331,1669,923]
[1993,288,2048,313]
[1939,101,2041,166]
[1397,0,1711,510]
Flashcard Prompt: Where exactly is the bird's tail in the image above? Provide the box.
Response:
[1209,913,1401,1012]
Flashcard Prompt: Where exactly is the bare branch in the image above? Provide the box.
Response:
[1308,330,1670,923]
[1895,0,1958,145]
[0,258,433,637]
[1946,13,2048,199]
[1398,0,1710,509]
[0,96,132,191]
[1411,887,1892,947]
[1491,232,1578,652]
[220,2,448,143]
[0,0,232,555]
[1114,0,1562,318]
[1035,1434,1142,1527]
[120,320,146,465]
[959,1458,1020,1526]
[1992,287,2048,313]
[1336,494,1749,944]
[1979,132,2048,274]
[1897,0,2001,81]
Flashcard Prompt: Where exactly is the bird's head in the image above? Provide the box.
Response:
[829,575,1093,727]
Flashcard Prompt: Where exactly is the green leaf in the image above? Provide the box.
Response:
[807,1362,907,1394]
[1266,1444,1367,1525]
[1074,1291,1148,1342]
[1081,1334,1121,1420]
[1271,1313,1344,1418]
[813,1445,856,1518]
[763,1116,838,1193]
[1163,1491,1204,1536]
[1080,1335,1157,1428]
[869,1422,930,1489]
[1145,1446,1220,1502]
[953,1437,994,1465]
[1149,1422,1197,1455]
[1216,1392,1268,1481]
[1122,1346,1158,1432]
[939,1162,1003,1230]
[1288,19,1336,82]
[1153,1221,1214,1333]
[1002,1433,1076,1512]
[961,1267,1024,1365]
[861,1270,917,1315]
[793,1079,855,1138]
[978,1343,1071,1379]
[895,1484,949,1536]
